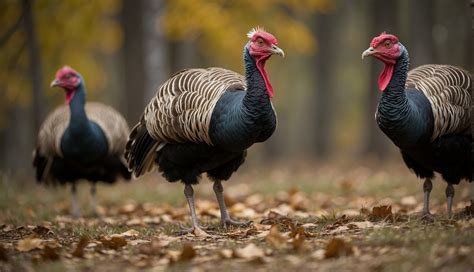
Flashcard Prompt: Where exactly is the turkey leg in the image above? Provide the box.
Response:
[71,183,81,218]
[213,181,250,228]
[90,183,98,216]
[177,184,207,235]
[445,183,455,218]
[422,178,433,216]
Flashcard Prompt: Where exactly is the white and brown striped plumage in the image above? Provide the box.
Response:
[125,68,248,176]
[144,68,246,144]
[34,102,129,183]
[405,65,472,140]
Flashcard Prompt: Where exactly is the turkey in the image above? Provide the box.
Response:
[125,27,284,234]
[33,66,131,217]
[362,33,473,218]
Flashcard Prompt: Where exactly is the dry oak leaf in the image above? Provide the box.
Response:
[120,229,140,238]
[371,205,393,219]
[233,243,265,260]
[32,226,51,236]
[193,227,210,237]
[179,243,196,261]
[292,227,307,252]
[260,211,294,227]
[71,236,90,258]
[219,249,233,259]
[265,225,287,248]
[16,237,43,252]
[100,235,127,250]
[138,239,170,256]
[324,238,353,258]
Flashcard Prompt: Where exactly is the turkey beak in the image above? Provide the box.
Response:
[271,45,285,57]
[362,47,375,59]
[50,79,60,87]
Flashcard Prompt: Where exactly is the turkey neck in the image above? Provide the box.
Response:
[209,47,276,151]
[62,81,107,159]
[68,83,90,133]
[377,46,431,148]
[242,47,274,123]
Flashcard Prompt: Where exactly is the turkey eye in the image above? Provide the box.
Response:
[65,74,71,79]
[384,40,392,48]
[257,38,264,46]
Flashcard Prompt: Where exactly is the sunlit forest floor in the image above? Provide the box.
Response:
[0,161,473,271]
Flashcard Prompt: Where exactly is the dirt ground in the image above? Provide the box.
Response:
[0,161,473,271]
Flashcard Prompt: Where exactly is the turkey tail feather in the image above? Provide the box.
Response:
[125,123,159,177]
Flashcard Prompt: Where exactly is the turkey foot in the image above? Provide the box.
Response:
[213,181,251,229]
[222,217,251,228]
[175,225,209,236]
[177,184,210,236]
[420,211,435,222]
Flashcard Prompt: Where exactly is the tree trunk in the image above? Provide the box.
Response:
[120,0,146,124]
[1,106,33,174]
[310,12,334,158]
[410,0,435,67]
[23,0,44,134]
[362,0,399,158]
[143,0,168,102]
[168,39,200,73]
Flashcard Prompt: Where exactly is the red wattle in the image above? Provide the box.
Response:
[256,60,274,98]
[378,63,394,91]
[65,89,75,104]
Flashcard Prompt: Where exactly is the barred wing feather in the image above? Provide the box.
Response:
[143,67,246,145]
[406,65,472,140]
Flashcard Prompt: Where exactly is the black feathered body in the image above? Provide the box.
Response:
[376,45,472,185]
[126,48,277,184]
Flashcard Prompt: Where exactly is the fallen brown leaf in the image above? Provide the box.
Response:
[138,239,169,256]
[324,238,353,258]
[400,196,417,206]
[371,205,393,219]
[219,249,233,259]
[233,243,264,260]
[40,245,60,261]
[32,226,51,236]
[265,225,286,248]
[100,235,127,250]
[292,227,307,252]
[193,227,210,237]
[16,237,43,252]
[126,218,144,226]
[120,229,140,238]
[119,203,138,214]
[71,236,89,258]
[179,243,196,261]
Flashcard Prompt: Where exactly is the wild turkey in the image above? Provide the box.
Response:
[125,27,284,234]
[362,33,473,218]
[33,66,131,217]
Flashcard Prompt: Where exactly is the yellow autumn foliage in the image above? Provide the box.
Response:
[0,0,122,126]
[161,0,332,70]
[0,0,330,127]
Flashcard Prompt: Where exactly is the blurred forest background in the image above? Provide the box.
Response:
[0,0,472,175]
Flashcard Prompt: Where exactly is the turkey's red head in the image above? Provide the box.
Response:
[51,66,82,104]
[362,33,402,91]
[247,27,284,98]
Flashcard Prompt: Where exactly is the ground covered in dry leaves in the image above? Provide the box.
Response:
[0,162,473,271]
